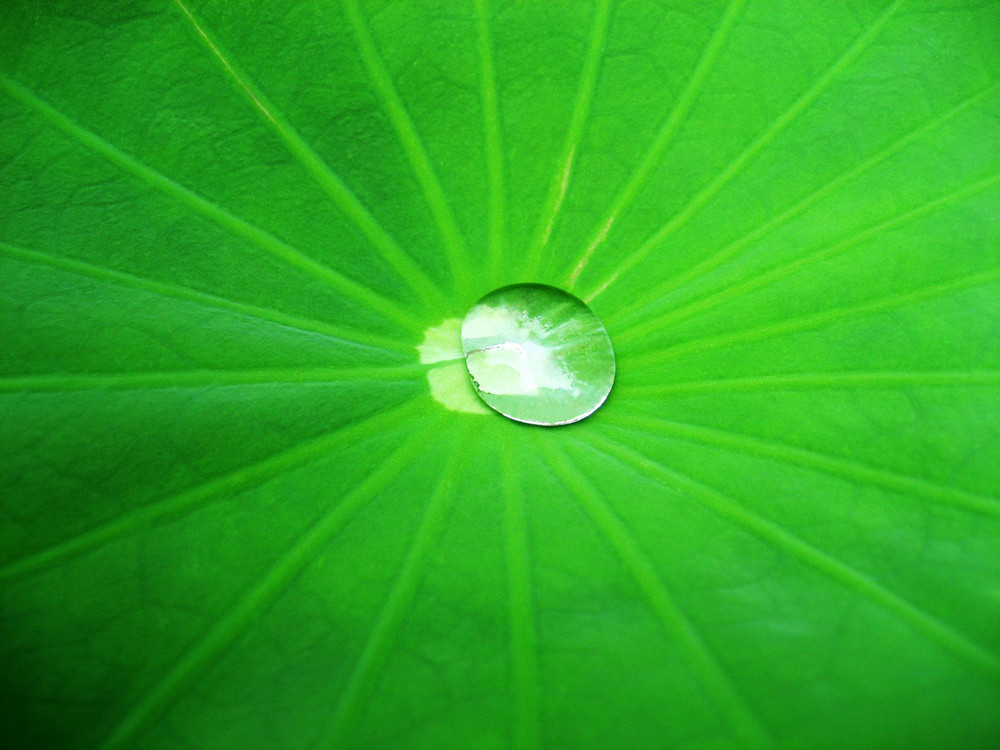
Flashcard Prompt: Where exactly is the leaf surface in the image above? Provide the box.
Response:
[2,1,999,748]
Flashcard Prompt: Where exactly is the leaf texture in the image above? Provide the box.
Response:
[1,1,999,748]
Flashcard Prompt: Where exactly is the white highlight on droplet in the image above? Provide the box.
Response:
[462,304,580,398]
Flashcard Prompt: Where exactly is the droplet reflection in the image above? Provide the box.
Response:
[461,284,615,425]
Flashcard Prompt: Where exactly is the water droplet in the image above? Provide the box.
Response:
[461,284,615,425]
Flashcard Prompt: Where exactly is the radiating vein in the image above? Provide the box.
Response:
[581,429,1000,680]
[582,0,904,301]
[501,435,540,750]
[0,364,429,393]
[608,81,1000,327]
[628,266,1000,369]
[619,169,1000,346]
[171,0,445,311]
[606,414,1000,519]
[0,240,412,353]
[97,409,443,750]
[620,370,1000,398]
[0,73,425,332]
[523,0,613,277]
[342,0,474,295]
[475,0,507,287]
[0,399,427,584]
[318,429,468,749]
[566,0,746,286]
[537,435,772,750]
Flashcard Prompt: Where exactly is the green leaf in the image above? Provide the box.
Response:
[2,1,998,748]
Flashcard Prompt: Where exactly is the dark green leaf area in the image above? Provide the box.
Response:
[0,383,421,567]
[1,415,433,749]
[558,433,999,750]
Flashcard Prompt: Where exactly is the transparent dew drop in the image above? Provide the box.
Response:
[460,284,615,426]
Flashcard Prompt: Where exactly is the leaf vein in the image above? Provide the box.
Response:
[318,428,468,748]
[0,240,412,354]
[501,436,540,750]
[474,0,507,288]
[620,370,1000,398]
[620,170,1000,346]
[0,399,428,584]
[524,0,613,277]
[584,0,905,301]
[171,0,446,310]
[606,414,1000,519]
[96,409,442,750]
[342,0,474,295]
[628,266,1000,368]
[0,365,428,393]
[0,74,424,332]
[538,435,772,749]
[567,0,747,286]
[583,429,1000,680]
[609,81,1000,328]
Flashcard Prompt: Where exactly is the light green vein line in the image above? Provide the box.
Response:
[619,370,1000,398]
[0,73,424,333]
[608,80,1000,327]
[501,435,540,750]
[0,399,427,584]
[0,240,413,354]
[342,0,474,295]
[628,266,1000,370]
[475,0,507,288]
[523,0,613,278]
[318,428,469,749]
[565,0,746,287]
[0,365,430,393]
[582,0,904,302]
[581,429,1000,681]
[171,0,444,311]
[606,413,1000,519]
[537,435,772,750]
[619,169,1000,346]
[97,409,443,750]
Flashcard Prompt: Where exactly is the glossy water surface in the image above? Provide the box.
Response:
[461,284,615,425]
